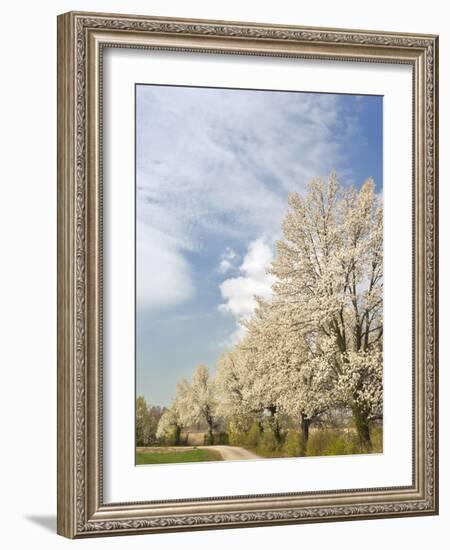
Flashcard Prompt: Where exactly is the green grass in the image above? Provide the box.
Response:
[136,449,223,465]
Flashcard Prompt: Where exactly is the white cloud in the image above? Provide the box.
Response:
[227,324,248,346]
[219,275,271,319]
[223,246,237,260]
[241,238,273,280]
[218,246,238,274]
[219,237,276,341]
[219,259,231,273]
[137,223,194,309]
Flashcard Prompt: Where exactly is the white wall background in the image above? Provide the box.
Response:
[0,1,446,548]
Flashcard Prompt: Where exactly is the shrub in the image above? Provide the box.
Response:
[215,432,229,445]
[226,420,241,446]
[259,428,278,453]
[306,429,356,457]
[323,434,352,456]
[227,418,251,446]
[163,426,179,446]
[370,425,383,453]
[244,422,262,448]
[306,429,333,456]
[283,430,302,457]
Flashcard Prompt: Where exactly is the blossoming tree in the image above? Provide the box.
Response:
[270,174,383,448]
[155,173,383,455]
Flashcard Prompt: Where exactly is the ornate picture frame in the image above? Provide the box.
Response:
[57,11,438,538]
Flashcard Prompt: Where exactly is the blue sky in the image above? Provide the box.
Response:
[136,84,383,407]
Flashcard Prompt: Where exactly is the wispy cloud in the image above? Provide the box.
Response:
[136,86,357,310]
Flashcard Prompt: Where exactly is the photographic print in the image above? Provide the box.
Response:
[135,84,383,466]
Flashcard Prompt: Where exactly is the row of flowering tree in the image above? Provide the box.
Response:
[156,174,383,452]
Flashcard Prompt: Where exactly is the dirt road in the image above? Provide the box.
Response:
[201,445,262,461]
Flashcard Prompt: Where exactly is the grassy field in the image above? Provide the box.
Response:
[136,448,223,465]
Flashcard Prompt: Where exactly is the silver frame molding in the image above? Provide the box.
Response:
[57,11,439,538]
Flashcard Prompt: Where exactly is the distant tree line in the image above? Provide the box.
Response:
[135,397,166,447]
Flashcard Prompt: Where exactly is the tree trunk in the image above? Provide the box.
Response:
[300,414,311,450]
[205,410,214,445]
[207,421,214,445]
[352,407,371,451]
[267,405,282,445]
[174,424,181,446]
